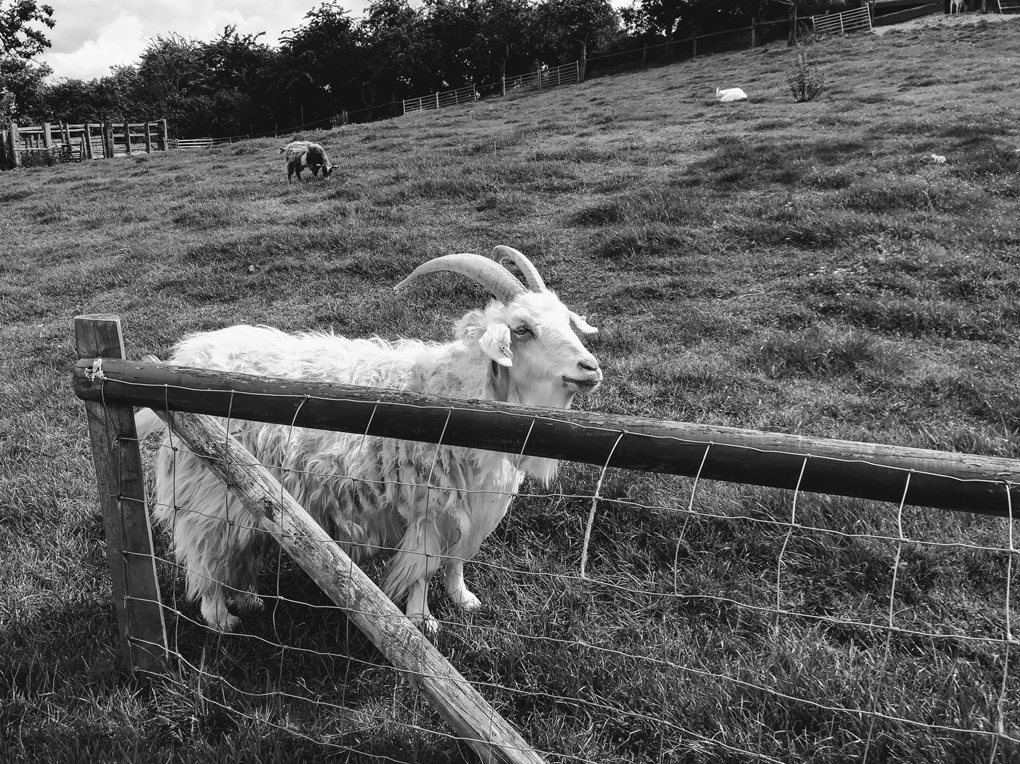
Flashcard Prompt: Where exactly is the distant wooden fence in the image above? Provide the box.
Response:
[1,119,169,169]
[172,135,249,150]
[403,62,581,115]
[402,84,478,114]
[503,62,581,95]
[811,5,874,35]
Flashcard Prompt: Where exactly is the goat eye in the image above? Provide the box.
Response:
[512,326,533,338]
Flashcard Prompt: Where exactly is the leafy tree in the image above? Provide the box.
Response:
[200,26,274,95]
[360,0,431,108]
[422,0,481,89]
[0,0,54,60]
[276,3,363,126]
[133,34,205,134]
[0,54,48,122]
[45,78,101,122]
[94,66,146,119]
[621,0,780,42]
[197,26,278,134]
[0,85,14,126]
[619,0,685,41]
[469,0,536,89]
[534,0,620,77]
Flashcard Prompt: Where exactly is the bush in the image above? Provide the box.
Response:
[788,51,825,102]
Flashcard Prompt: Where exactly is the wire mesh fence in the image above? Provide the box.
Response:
[73,342,1020,763]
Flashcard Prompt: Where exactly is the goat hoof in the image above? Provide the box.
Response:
[230,592,264,613]
[450,588,482,611]
[206,613,241,632]
[410,612,440,638]
[201,597,241,632]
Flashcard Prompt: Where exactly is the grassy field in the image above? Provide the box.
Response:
[3,15,1020,763]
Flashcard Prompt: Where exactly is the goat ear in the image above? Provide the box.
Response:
[569,311,598,334]
[479,323,513,367]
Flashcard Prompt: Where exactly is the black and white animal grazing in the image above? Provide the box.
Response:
[280,140,335,181]
[136,246,602,635]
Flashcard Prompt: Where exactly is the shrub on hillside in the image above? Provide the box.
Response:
[788,51,825,102]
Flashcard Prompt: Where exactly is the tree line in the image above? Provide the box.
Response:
[0,0,847,139]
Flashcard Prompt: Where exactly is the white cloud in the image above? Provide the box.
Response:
[41,11,148,81]
[38,0,373,81]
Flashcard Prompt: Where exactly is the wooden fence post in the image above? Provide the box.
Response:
[751,17,757,47]
[123,121,132,155]
[160,119,168,151]
[42,122,52,149]
[83,123,93,160]
[144,121,152,153]
[103,121,114,158]
[74,315,167,673]
[9,121,20,167]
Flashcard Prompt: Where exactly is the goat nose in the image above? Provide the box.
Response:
[578,359,599,372]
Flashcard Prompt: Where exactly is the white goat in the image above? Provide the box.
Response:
[279,140,335,182]
[136,247,602,635]
[950,0,964,13]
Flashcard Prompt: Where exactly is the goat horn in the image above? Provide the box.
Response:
[394,253,527,305]
[493,245,547,292]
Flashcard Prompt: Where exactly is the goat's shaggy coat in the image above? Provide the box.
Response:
[280,140,334,181]
[137,248,601,634]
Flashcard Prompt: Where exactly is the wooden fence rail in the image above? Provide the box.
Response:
[74,355,1020,519]
[1,119,169,169]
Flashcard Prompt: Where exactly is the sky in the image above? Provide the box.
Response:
[37,0,374,82]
